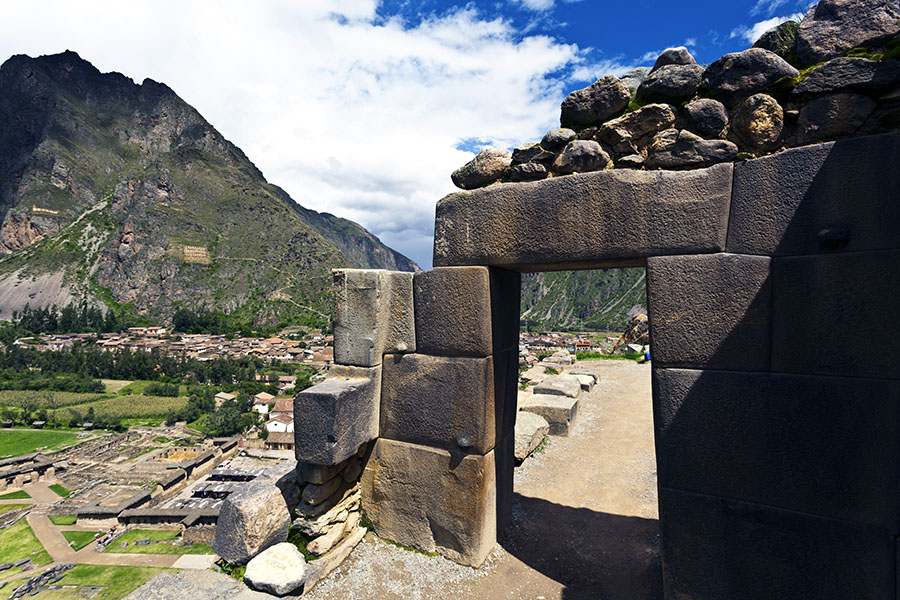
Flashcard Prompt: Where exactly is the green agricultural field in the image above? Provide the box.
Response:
[62,529,97,551]
[0,390,108,408]
[0,430,79,457]
[0,519,52,577]
[0,503,28,515]
[49,483,71,497]
[102,379,134,394]
[49,514,77,526]
[23,564,172,600]
[116,380,187,396]
[61,395,189,421]
[0,490,30,500]
[105,528,213,555]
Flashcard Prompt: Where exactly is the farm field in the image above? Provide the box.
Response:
[0,519,52,577]
[60,395,189,421]
[101,380,133,394]
[0,390,106,408]
[105,529,213,555]
[0,430,79,457]
[7,565,172,600]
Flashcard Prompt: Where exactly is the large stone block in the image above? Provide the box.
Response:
[771,251,900,379]
[532,375,582,398]
[433,163,732,269]
[514,411,549,461]
[520,394,578,436]
[360,439,496,567]
[659,487,894,600]
[414,267,492,356]
[213,482,291,565]
[727,133,900,256]
[654,368,900,531]
[294,365,381,466]
[333,269,415,367]
[489,267,520,353]
[647,253,772,371]
[380,354,496,454]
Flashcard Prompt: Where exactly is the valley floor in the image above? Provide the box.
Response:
[306,360,662,600]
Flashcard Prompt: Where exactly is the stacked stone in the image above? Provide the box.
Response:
[520,374,582,436]
[360,266,520,567]
[449,0,900,189]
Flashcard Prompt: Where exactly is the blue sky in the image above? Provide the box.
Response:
[0,0,810,268]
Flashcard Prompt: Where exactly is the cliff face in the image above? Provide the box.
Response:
[0,51,417,326]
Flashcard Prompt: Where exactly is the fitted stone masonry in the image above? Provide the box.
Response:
[294,132,900,599]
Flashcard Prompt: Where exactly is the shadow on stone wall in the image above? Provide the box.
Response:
[502,493,663,600]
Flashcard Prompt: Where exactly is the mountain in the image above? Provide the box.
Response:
[520,268,646,332]
[0,51,416,329]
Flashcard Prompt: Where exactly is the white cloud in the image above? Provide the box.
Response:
[684,38,697,48]
[514,0,556,10]
[749,0,790,17]
[0,0,626,268]
[730,13,802,44]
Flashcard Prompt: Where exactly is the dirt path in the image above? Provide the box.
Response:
[307,360,662,600]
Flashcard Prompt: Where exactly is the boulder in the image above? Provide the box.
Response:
[703,48,799,105]
[569,368,598,383]
[533,375,582,398]
[616,154,645,168]
[540,128,577,150]
[684,98,729,137]
[753,20,800,60]
[514,411,550,461]
[646,129,738,169]
[509,162,549,182]
[574,374,595,392]
[451,148,512,190]
[297,462,342,485]
[794,58,900,94]
[294,365,381,466]
[619,67,652,95]
[213,482,291,565]
[650,47,697,73]
[597,103,677,154]
[295,484,358,519]
[560,75,631,127]
[637,64,704,99]
[511,143,555,164]
[521,394,579,436]
[552,140,610,174]
[796,0,900,65]
[292,489,360,537]
[244,543,309,596]
[333,269,415,367]
[798,93,878,143]
[732,94,784,150]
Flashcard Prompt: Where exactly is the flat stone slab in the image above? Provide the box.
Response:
[124,569,272,599]
[433,163,732,269]
[573,374,594,392]
[532,376,582,398]
[514,411,549,461]
[521,394,579,436]
[568,369,598,383]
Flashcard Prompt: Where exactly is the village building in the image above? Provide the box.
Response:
[214,392,236,409]
[264,432,294,451]
[265,413,294,434]
[252,392,274,415]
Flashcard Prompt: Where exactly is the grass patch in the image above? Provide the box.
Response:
[0,518,52,576]
[105,528,213,555]
[153,436,171,444]
[0,430,79,457]
[0,490,30,500]
[102,379,134,394]
[287,529,321,562]
[62,529,97,551]
[49,483,71,497]
[41,564,173,600]
[576,351,643,362]
[0,503,28,515]
[543,367,560,375]
[49,514,77,525]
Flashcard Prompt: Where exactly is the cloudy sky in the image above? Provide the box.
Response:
[0,0,809,268]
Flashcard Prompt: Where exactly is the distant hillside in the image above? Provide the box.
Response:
[0,51,416,329]
[520,269,646,332]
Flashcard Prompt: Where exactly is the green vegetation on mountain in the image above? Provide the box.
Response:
[520,268,646,332]
[0,51,416,330]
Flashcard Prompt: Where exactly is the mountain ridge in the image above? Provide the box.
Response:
[0,50,416,328]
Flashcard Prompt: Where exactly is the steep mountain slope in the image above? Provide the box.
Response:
[520,268,646,332]
[0,51,416,328]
